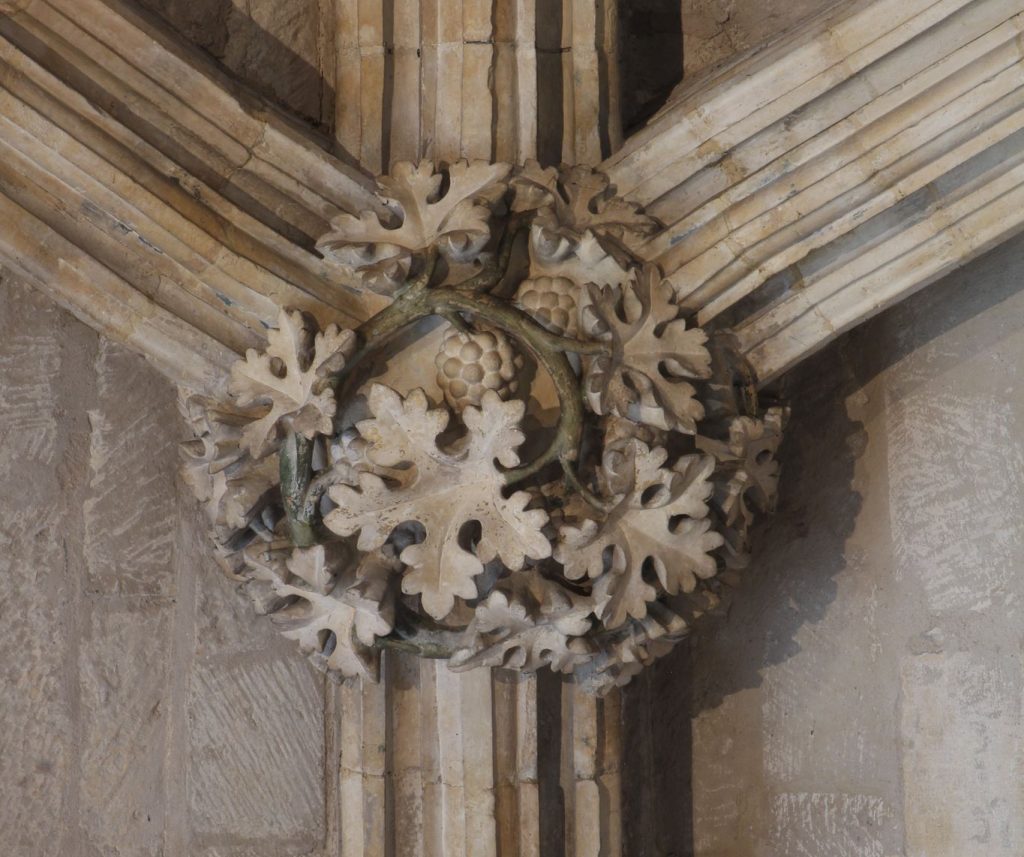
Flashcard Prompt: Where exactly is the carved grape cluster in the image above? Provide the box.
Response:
[435,327,523,411]
[516,276,579,337]
[182,160,787,693]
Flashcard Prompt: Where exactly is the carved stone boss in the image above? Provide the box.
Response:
[181,160,786,694]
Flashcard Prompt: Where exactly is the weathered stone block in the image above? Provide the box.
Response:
[188,656,325,850]
[769,792,896,857]
[84,339,180,597]
[0,279,62,471]
[902,652,1023,856]
[224,0,323,123]
[79,599,173,856]
[0,279,90,857]
[0,517,74,857]
[888,391,1024,615]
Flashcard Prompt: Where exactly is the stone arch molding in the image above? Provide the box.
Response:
[2,0,1015,696]
[181,159,786,694]
[1,0,1022,849]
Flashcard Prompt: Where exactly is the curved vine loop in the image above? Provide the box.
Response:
[182,160,788,693]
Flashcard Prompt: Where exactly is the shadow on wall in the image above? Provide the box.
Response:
[619,0,683,134]
[621,231,1024,857]
[619,331,867,857]
[132,0,336,134]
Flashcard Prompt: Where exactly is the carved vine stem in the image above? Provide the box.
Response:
[280,431,316,546]
[195,162,789,689]
[279,254,610,548]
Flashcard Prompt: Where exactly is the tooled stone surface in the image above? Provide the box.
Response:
[181,160,786,693]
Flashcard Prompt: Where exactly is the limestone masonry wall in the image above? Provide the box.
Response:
[0,278,327,856]
[2,0,1021,854]
[623,232,1024,856]
[4,191,1023,857]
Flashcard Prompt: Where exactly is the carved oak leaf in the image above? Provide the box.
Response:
[212,456,280,534]
[542,166,657,243]
[580,602,688,695]
[509,160,559,213]
[271,551,395,682]
[528,231,633,295]
[178,393,279,534]
[324,385,551,621]
[228,309,355,459]
[556,441,723,629]
[285,543,339,594]
[601,414,668,464]
[511,164,657,258]
[450,574,594,673]
[317,160,511,294]
[582,266,712,433]
[179,395,249,488]
[698,408,786,526]
[239,538,295,615]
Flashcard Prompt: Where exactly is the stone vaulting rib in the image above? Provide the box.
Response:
[332,663,622,856]
[333,0,622,171]
[604,0,1024,382]
[0,0,624,397]
[0,3,631,853]
[0,0,388,394]
[2,1,1023,855]
[333,662,554,857]
[3,0,1014,395]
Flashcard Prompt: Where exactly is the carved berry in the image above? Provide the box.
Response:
[435,327,523,411]
[515,276,580,337]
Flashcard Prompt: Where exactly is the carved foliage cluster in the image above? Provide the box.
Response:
[318,160,511,293]
[184,160,786,693]
[326,386,551,620]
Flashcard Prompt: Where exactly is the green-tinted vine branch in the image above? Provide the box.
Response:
[281,219,613,542]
